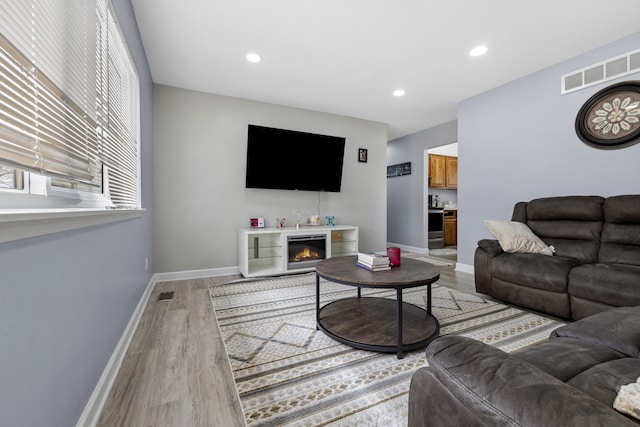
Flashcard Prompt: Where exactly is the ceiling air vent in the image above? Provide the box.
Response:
[561,48,640,94]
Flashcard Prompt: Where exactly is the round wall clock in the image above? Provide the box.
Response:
[575,81,640,149]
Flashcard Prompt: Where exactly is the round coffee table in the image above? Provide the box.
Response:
[315,255,440,359]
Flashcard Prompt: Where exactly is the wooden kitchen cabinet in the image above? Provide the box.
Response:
[444,210,457,246]
[428,154,446,187]
[445,156,457,188]
[428,154,457,188]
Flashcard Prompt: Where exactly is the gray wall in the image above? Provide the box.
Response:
[458,31,640,267]
[153,85,388,273]
[0,1,154,426]
[387,120,457,249]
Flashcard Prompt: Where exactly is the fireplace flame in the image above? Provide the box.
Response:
[294,247,321,262]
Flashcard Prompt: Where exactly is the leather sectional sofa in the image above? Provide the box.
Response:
[474,194,640,320]
[408,305,640,426]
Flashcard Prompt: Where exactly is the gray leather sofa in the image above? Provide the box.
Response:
[475,194,640,320]
[408,305,640,426]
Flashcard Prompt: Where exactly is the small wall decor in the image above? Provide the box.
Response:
[387,162,412,177]
[358,148,368,162]
[575,81,640,149]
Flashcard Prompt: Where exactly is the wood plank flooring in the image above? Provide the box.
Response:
[96,254,475,427]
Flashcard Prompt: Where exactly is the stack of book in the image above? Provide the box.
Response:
[356,252,391,271]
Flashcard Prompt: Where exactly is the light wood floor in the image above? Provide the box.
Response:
[96,254,475,427]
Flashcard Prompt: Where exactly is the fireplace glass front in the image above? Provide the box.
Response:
[287,235,326,270]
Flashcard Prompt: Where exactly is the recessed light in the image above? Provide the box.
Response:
[393,89,405,97]
[246,53,262,63]
[470,45,488,57]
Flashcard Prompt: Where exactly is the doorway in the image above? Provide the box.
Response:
[425,143,458,259]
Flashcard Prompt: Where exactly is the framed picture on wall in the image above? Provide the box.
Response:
[387,162,411,177]
[358,148,368,163]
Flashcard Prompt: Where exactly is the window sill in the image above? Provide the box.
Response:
[0,208,145,244]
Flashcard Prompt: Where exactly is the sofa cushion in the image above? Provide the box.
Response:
[526,196,604,222]
[484,220,554,255]
[599,195,640,266]
[517,196,604,263]
[513,337,626,382]
[551,306,640,358]
[570,295,621,320]
[567,358,640,409]
[569,264,640,308]
[491,253,580,292]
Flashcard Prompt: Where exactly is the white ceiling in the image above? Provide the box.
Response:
[131,0,640,140]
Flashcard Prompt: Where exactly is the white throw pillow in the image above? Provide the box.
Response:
[614,376,640,420]
[484,220,555,256]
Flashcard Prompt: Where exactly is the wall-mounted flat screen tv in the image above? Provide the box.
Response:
[245,124,346,192]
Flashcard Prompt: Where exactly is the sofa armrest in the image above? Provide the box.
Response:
[408,335,638,427]
[474,239,503,295]
[477,239,504,257]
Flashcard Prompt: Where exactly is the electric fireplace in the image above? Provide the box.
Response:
[287,235,326,270]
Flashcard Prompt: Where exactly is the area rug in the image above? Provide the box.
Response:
[209,272,563,427]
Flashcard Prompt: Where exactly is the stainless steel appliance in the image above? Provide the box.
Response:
[428,207,444,249]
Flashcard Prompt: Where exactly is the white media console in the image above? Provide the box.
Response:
[238,225,358,277]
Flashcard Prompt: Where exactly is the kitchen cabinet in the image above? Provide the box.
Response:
[444,210,457,246]
[428,154,446,187]
[445,156,457,188]
[428,154,457,188]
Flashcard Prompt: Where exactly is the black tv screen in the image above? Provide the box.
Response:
[245,125,346,192]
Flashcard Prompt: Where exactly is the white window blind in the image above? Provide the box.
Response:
[0,0,139,208]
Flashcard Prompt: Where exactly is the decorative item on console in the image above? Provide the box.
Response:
[325,215,335,226]
[293,209,302,229]
[250,217,264,228]
[306,215,321,226]
[276,218,286,228]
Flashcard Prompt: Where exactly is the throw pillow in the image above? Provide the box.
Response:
[484,220,555,256]
[614,376,640,420]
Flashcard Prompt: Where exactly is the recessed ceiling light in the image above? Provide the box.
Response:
[246,53,262,63]
[470,45,488,57]
[393,89,405,97]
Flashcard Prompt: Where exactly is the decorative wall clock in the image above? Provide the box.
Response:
[575,81,640,149]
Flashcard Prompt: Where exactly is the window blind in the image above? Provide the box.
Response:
[0,0,139,208]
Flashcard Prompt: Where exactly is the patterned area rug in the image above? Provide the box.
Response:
[209,272,563,427]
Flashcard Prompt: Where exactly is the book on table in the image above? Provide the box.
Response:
[356,260,391,271]
[357,252,390,265]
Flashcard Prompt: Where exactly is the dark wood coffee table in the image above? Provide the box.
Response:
[315,255,440,359]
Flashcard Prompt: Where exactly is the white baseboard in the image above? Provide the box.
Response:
[455,262,474,275]
[153,266,240,283]
[75,273,158,427]
[386,242,428,255]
